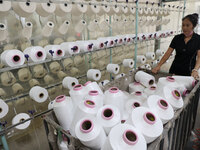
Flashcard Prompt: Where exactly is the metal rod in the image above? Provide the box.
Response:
[182,0,187,18]
[0,109,53,136]
[0,0,161,6]
[176,1,181,34]
[134,0,139,70]
[0,126,9,150]
[86,15,91,70]
[109,14,112,81]
[155,0,162,51]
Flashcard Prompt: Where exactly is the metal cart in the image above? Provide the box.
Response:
[42,71,200,150]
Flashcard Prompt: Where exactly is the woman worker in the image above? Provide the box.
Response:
[152,13,200,80]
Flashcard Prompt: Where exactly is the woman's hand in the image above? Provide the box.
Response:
[191,70,199,80]
[152,65,161,74]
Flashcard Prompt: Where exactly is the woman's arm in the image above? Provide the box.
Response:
[191,50,200,79]
[152,47,174,73]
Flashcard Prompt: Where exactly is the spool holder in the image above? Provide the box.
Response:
[0,3,185,150]
[0,33,175,74]
[28,110,35,115]
[24,54,29,61]
[0,121,7,128]
[49,50,54,56]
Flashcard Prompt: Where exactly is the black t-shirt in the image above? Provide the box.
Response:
[169,33,200,76]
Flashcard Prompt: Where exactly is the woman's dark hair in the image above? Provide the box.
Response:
[182,13,199,28]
